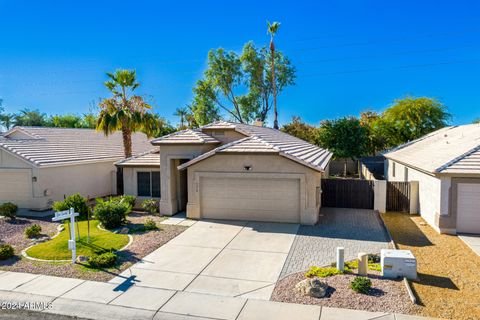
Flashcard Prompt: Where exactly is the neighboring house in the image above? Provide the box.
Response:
[117,121,332,224]
[0,127,151,210]
[384,124,480,234]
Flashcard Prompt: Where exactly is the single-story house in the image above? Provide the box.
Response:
[384,124,480,234]
[116,121,332,224]
[0,126,151,210]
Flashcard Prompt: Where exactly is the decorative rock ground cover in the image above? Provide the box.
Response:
[271,268,417,315]
[0,211,186,281]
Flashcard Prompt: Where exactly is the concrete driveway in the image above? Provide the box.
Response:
[110,219,299,300]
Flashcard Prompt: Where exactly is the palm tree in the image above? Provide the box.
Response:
[174,107,189,129]
[267,21,281,129]
[97,69,157,158]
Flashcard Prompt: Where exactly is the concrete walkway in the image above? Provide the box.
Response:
[110,219,298,300]
[0,271,436,320]
[458,234,480,256]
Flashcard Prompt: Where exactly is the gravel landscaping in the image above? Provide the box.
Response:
[382,212,480,320]
[271,268,417,314]
[0,211,186,281]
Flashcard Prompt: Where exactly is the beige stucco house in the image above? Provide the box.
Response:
[0,127,151,210]
[117,121,332,224]
[385,124,480,234]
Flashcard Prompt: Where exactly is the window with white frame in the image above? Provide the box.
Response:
[137,171,160,197]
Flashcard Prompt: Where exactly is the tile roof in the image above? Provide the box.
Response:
[384,124,480,174]
[150,129,221,145]
[179,121,332,172]
[115,150,160,167]
[0,127,152,167]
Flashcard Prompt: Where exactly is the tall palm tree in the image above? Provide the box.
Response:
[174,107,189,129]
[267,21,281,129]
[97,69,157,158]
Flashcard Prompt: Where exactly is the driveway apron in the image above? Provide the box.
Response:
[110,220,299,300]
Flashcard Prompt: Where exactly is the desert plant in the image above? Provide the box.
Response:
[305,266,343,278]
[87,251,117,268]
[143,218,158,231]
[52,193,90,219]
[141,199,158,214]
[350,276,372,294]
[0,202,18,220]
[0,244,14,260]
[25,224,42,238]
[116,195,136,208]
[94,198,131,229]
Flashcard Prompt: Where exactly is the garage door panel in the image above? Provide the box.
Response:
[0,171,32,201]
[457,183,480,234]
[200,177,300,223]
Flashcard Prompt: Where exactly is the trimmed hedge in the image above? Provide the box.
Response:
[0,202,18,220]
[94,198,131,229]
[141,199,158,214]
[25,224,42,238]
[52,194,90,220]
[0,244,14,260]
[87,252,117,268]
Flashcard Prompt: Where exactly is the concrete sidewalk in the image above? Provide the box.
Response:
[0,271,436,320]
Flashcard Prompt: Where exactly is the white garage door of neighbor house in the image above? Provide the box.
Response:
[0,171,32,201]
[200,177,301,223]
[457,183,480,234]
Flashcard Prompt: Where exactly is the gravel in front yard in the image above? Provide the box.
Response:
[271,270,416,314]
[382,212,480,320]
[0,212,186,282]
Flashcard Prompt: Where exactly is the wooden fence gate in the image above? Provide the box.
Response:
[321,179,374,209]
[386,181,410,212]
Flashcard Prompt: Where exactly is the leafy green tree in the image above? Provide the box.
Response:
[47,114,84,128]
[473,118,480,124]
[359,110,387,155]
[191,42,295,125]
[174,107,189,129]
[151,114,176,138]
[13,108,47,126]
[317,117,368,176]
[0,100,14,131]
[374,96,450,147]
[97,69,158,158]
[267,21,281,129]
[281,116,319,145]
[82,112,98,129]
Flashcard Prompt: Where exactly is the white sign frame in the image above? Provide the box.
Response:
[52,208,79,263]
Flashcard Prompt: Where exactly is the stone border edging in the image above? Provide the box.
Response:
[377,211,418,305]
[21,222,133,263]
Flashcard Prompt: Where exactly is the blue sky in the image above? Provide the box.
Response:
[0,0,479,126]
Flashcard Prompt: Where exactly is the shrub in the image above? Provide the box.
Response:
[87,252,117,268]
[350,276,372,294]
[0,202,18,220]
[144,218,158,231]
[25,224,42,238]
[141,199,158,214]
[0,244,14,260]
[305,266,343,278]
[53,193,90,220]
[94,198,131,229]
[116,195,136,208]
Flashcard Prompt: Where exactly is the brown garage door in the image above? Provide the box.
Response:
[200,177,300,223]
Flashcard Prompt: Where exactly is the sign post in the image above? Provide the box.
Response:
[52,208,79,264]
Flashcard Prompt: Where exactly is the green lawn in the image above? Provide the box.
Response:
[26,220,129,260]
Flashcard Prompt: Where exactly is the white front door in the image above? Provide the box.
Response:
[457,183,480,234]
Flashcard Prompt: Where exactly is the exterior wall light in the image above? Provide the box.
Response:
[244,165,252,171]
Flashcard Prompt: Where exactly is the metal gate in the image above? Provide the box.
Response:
[386,181,410,212]
[321,179,374,209]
